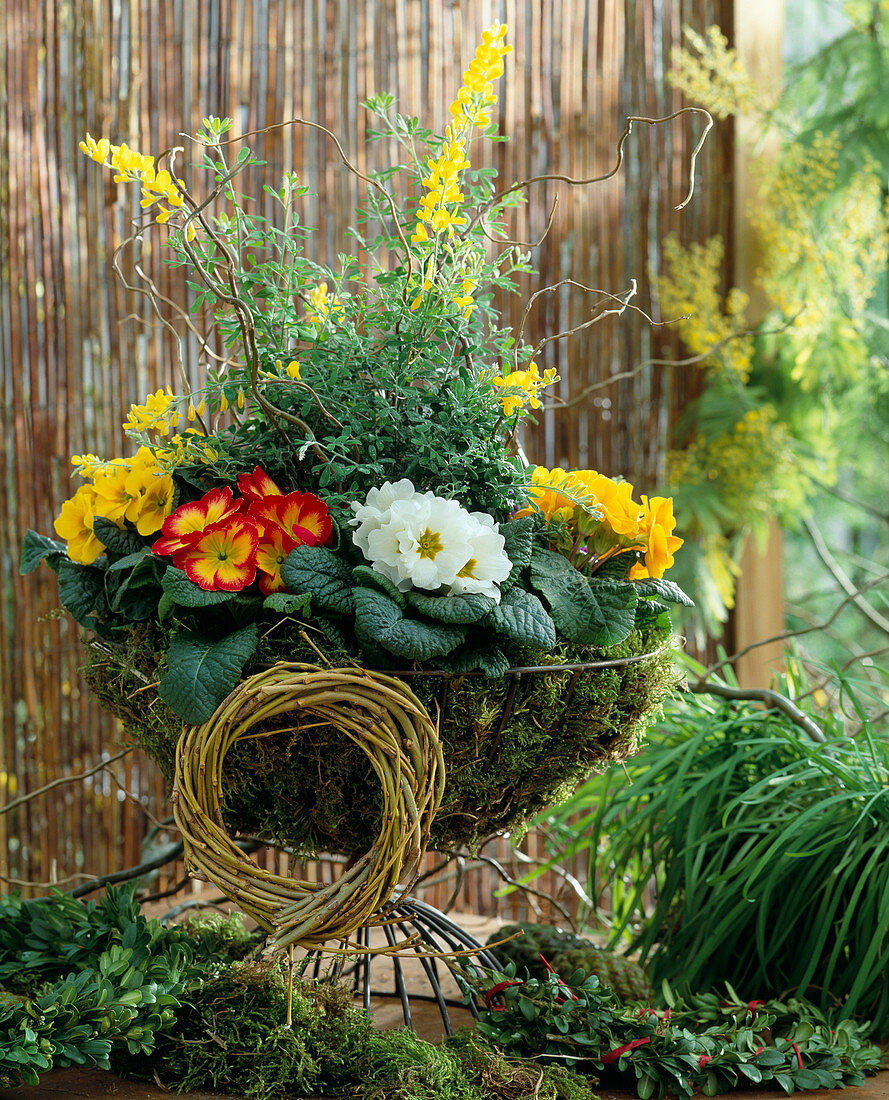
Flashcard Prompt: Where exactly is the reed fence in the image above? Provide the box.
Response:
[1,0,734,921]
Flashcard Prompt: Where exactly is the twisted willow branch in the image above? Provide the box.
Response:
[172,663,444,952]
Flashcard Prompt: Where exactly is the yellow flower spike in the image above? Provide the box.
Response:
[237,389,246,409]
[286,360,301,379]
[195,400,206,416]
[219,393,229,412]
[187,402,196,421]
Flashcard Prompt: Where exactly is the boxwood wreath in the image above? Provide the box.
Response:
[23,22,694,938]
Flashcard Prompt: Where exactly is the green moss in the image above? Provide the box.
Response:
[85,622,677,855]
[112,961,599,1100]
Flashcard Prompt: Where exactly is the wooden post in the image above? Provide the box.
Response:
[731,3,787,688]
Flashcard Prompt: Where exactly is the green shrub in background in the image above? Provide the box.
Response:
[538,672,889,1036]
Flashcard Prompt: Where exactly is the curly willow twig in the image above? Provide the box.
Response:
[171,663,445,953]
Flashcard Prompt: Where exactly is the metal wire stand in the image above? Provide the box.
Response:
[300,895,503,1035]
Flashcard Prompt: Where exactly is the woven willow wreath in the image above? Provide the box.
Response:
[172,663,444,952]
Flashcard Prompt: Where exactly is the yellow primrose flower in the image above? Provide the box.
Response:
[629,496,684,580]
[571,472,642,540]
[515,467,588,524]
[54,485,106,565]
[92,464,138,524]
[130,472,176,535]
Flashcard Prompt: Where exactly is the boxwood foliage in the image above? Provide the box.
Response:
[0,887,597,1100]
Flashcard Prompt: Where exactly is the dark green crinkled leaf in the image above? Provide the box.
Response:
[57,560,108,629]
[281,546,355,615]
[352,587,465,660]
[484,586,557,650]
[262,591,312,616]
[20,530,66,575]
[351,564,406,608]
[158,624,259,723]
[500,516,535,572]
[161,567,235,608]
[529,548,636,647]
[438,642,511,678]
[634,599,673,630]
[92,518,151,556]
[637,577,695,607]
[106,548,155,573]
[404,589,495,624]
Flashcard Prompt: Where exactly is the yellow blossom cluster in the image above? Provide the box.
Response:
[658,236,753,384]
[79,134,195,239]
[153,429,220,470]
[752,136,889,378]
[491,362,558,417]
[305,282,343,325]
[669,25,767,119]
[448,23,512,132]
[55,448,176,565]
[667,407,809,532]
[122,388,181,436]
[412,23,511,248]
[517,467,683,580]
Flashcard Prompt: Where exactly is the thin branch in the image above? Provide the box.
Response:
[0,747,136,817]
[685,682,826,743]
[480,192,560,249]
[210,117,413,287]
[68,840,184,898]
[812,479,889,524]
[473,852,577,929]
[0,871,97,889]
[699,573,889,683]
[469,107,714,230]
[803,517,889,635]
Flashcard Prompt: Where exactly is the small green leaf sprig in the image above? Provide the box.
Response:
[468,965,884,1099]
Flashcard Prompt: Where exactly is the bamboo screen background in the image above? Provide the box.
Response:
[1,0,734,918]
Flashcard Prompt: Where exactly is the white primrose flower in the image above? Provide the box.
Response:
[352,483,513,599]
[349,479,417,556]
[448,511,512,603]
[366,493,475,591]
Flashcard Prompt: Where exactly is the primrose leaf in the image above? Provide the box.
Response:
[352,587,465,660]
[57,560,108,629]
[92,518,151,557]
[529,548,636,647]
[484,586,557,650]
[351,565,406,608]
[281,546,355,615]
[158,624,259,724]
[438,642,511,678]
[20,530,66,575]
[161,567,236,608]
[637,577,695,607]
[404,589,495,624]
[500,516,535,572]
[262,591,313,616]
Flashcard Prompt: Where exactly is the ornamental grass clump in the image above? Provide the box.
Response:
[24,24,696,909]
[539,672,889,1036]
